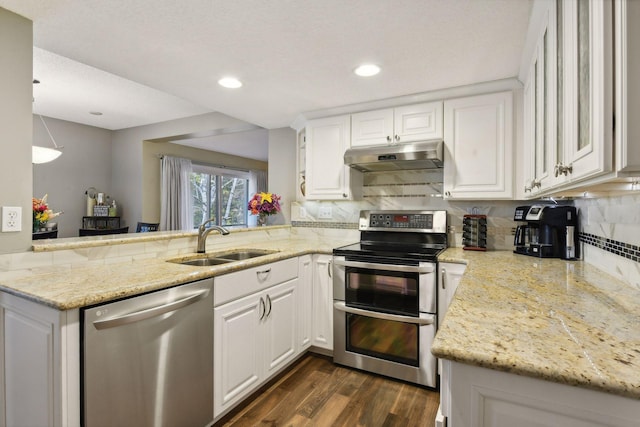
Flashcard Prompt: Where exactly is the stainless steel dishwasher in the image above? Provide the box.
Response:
[82,278,213,427]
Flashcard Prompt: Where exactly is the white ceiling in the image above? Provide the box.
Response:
[1,0,531,159]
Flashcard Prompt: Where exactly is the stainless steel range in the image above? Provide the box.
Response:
[332,210,447,388]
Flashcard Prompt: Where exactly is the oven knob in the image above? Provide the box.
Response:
[384,221,391,227]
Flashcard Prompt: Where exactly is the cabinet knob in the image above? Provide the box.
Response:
[394,134,400,142]
[386,135,392,142]
[342,193,348,198]
[445,191,451,197]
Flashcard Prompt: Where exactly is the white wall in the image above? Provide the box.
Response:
[33,116,112,238]
[267,127,297,225]
[0,8,32,254]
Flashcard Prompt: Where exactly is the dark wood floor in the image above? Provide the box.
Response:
[217,353,439,427]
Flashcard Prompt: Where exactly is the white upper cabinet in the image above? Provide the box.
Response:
[521,0,614,197]
[560,0,613,182]
[305,115,360,200]
[443,91,514,199]
[523,2,563,197]
[615,0,640,173]
[350,101,443,147]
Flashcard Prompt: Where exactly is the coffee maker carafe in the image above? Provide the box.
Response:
[513,205,579,260]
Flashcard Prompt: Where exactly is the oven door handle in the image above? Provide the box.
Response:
[332,259,434,274]
[333,301,435,326]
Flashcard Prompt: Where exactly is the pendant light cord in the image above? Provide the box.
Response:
[39,115,62,149]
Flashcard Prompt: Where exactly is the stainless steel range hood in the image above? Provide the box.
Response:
[344,140,444,172]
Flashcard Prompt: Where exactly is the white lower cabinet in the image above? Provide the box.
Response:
[298,255,313,350]
[311,254,333,350]
[0,292,80,427]
[443,360,639,427]
[437,262,467,329]
[214,278,298,418]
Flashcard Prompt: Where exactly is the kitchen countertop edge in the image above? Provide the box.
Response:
[433,248,640,401]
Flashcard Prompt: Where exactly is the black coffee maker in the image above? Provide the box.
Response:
[513,205,579,260]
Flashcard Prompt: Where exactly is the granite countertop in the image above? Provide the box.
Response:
[1,236,346,310]
[432,248,640,400]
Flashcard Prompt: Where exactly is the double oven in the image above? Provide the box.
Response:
[333,210,447,388]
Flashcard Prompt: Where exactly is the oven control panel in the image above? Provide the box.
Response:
[359,210,447,233]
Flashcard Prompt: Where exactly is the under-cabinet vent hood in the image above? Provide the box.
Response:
[344,140,444,172]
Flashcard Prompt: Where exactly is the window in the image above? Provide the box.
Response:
[190,164,250,228]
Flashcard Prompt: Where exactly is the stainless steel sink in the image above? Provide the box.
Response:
[216,250,274,260]
[167,249,277,266]
[177,258,234,266]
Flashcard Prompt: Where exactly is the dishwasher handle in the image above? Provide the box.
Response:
[92,289,210,330]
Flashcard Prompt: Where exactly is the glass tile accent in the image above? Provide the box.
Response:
[580,233,640,263]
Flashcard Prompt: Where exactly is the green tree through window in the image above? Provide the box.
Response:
[190,169,248,228]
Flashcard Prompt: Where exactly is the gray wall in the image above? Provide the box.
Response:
[0,8,32,254]
[33,116,112,238]
[112,112,263,229]
[267,128,297,225]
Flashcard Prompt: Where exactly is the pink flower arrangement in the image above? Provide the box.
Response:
[248,192,281,216]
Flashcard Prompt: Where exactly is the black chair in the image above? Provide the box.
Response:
[136,222,159,232]
[79,226,129,236]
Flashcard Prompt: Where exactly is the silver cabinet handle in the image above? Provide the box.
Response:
[333,301,434,325]
[441,268,446,289]
[394,134,400,142]
[386,135,392,142]
[256,268,271,280]
[328,260,332,278]
[333,258,434,273]
[266,294,272,318]
[92,290,209,330]
[259,297,266,321]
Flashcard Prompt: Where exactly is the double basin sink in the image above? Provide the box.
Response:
[168,249,277,267]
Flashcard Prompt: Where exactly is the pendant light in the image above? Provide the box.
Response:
[32,115,63,164]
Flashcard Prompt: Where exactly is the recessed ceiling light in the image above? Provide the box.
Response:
[354,64,381,77]
[218,77,243,89]
[89,111,103,116]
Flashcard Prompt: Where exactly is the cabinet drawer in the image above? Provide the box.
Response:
[214,257,298,306]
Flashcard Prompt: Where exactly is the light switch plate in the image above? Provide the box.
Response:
[2,206,22,232]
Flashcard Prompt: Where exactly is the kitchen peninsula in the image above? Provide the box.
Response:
[433,249,640,426]
[0,226,357,426]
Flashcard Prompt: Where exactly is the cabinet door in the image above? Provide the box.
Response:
[214,293,263,417]
[297,255,313,350]
[522,3,562,197]
[263,279,298,377]
[305,115,353,200]
[614,0,640,173]
[311,254,333,350]
[394,101,443,143]
[561,0,613,182]
[437,263,467,329]
[351,108,394,147]
[443,92,514,199]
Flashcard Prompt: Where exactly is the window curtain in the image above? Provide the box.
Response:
[160,156,193,231]
[251,169,268,193]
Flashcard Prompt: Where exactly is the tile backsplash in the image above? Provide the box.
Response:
[292,170,519,250]
[574,193,640,288]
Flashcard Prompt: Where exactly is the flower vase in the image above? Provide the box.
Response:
[257,213,268,226]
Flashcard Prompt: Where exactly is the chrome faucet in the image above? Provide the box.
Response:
[196,219,230,253]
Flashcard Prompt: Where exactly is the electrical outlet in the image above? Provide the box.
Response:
[318,206,333,219]
[2,206,22,232]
